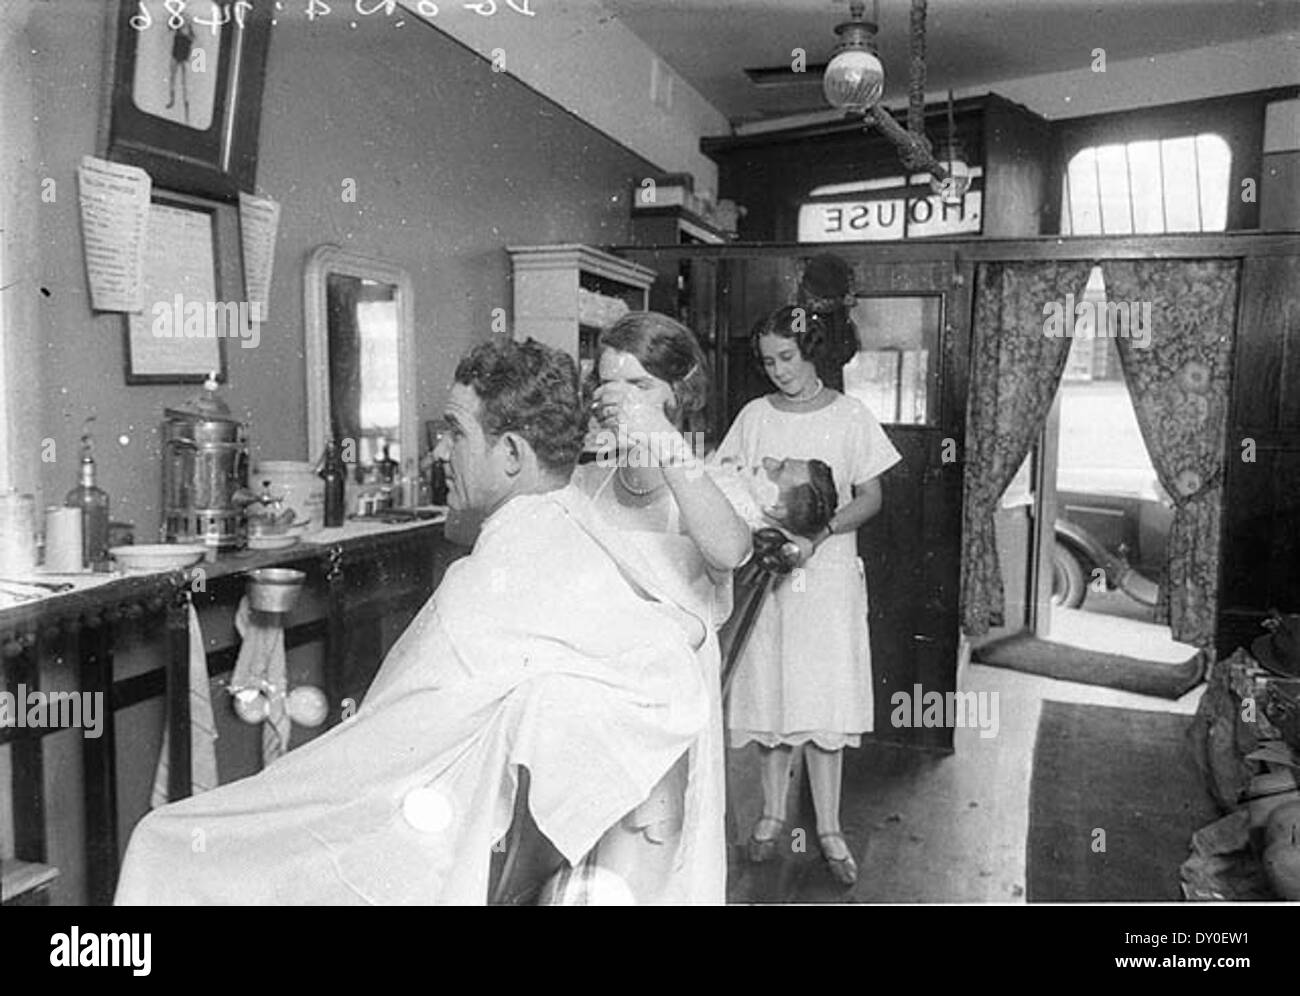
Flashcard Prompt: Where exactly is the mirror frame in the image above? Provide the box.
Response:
[304,245,418,472]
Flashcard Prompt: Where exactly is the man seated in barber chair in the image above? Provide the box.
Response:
[116,338,715,906]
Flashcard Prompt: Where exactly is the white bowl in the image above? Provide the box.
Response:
[248,533,301,551]
[110,544,208,573]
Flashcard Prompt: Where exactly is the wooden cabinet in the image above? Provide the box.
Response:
[1218,252,1300,658]
[700,92,1053,242]
[507,244,656,379]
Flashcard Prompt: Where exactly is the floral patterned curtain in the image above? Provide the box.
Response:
[1103,259,1240,651]
[961,261,1096,636]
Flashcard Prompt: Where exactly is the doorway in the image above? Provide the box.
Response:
[984,265,1199,689]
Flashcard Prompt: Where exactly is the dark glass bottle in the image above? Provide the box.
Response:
[430,459,448,506]
[65,425,110,570]
[320,440,346,528]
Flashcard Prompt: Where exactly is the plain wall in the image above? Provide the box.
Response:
[30,4,657,536]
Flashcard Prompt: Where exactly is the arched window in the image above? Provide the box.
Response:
[1062,134,1232,235]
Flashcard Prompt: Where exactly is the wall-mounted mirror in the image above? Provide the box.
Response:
[304,246,417,487]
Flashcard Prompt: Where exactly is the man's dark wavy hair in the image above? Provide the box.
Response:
[782,459,839,538]
[453,337,585,477]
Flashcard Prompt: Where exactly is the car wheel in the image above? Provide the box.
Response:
[1051,541,1087,609]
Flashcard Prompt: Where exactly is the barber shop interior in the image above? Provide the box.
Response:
[1,0,1298,911]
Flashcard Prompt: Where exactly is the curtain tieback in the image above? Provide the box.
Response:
[1168,464,1224,506]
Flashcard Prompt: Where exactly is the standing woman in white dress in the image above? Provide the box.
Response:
[715,305,901,886]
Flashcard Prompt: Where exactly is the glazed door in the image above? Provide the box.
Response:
[842,253,970,750]
[716,249,970,750]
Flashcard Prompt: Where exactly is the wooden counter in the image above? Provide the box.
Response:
[0,519,466,905]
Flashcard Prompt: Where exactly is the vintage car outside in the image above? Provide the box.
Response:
[1053,376,1173,610]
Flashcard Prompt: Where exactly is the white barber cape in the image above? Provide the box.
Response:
[114,488,715,905]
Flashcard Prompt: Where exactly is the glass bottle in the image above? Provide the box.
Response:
[320,439,346,528]
[396,458,419,509]
[65,420,110,570]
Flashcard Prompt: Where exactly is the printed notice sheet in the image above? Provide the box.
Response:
[238,192,280,318]
[126,203,222,377]
[77,156,151,311]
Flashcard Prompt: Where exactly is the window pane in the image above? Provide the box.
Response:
[1066,148,1102,235]
[1096,144,1133,234]
[1161,136,1201,232]
[1064,133,1230,236]
[1126,140,1165,233]
[1196,133,1231,231]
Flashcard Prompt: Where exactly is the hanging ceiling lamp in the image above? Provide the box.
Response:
[822,0,962,194]
[822,2,885,113]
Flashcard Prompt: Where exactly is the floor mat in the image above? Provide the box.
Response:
[1026,700,1220,902]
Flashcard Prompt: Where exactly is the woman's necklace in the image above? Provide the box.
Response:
[783,378,825,405]
[616,465,665,497]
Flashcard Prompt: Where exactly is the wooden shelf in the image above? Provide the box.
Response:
[508,244,655,359]
[630,205,731,245]
[0,519,443,644]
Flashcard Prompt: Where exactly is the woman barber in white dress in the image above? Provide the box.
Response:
[716,304,901,886]
[565,311,750,904]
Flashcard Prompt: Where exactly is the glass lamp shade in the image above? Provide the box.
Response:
[822,48,885,112]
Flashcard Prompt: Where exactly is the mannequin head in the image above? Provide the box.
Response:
[754,456,838,537]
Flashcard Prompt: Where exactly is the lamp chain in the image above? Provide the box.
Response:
[863,0,946,181]
[908,0,927,140]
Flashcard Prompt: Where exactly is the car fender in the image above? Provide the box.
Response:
[1054,519,1123,587]
[1054,518,1159,607]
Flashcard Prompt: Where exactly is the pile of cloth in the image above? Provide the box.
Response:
[1182,646,1300,901]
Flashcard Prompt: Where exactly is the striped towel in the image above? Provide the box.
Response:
[150,599,219,807]
[536,849,605,906]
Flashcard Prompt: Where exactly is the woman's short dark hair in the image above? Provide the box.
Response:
[783,459,839,538]
[588,311,710,426]
[750,304,828,364]
[453,337,585,477]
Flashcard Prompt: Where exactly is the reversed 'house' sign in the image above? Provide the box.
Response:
[798,168,984,242]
